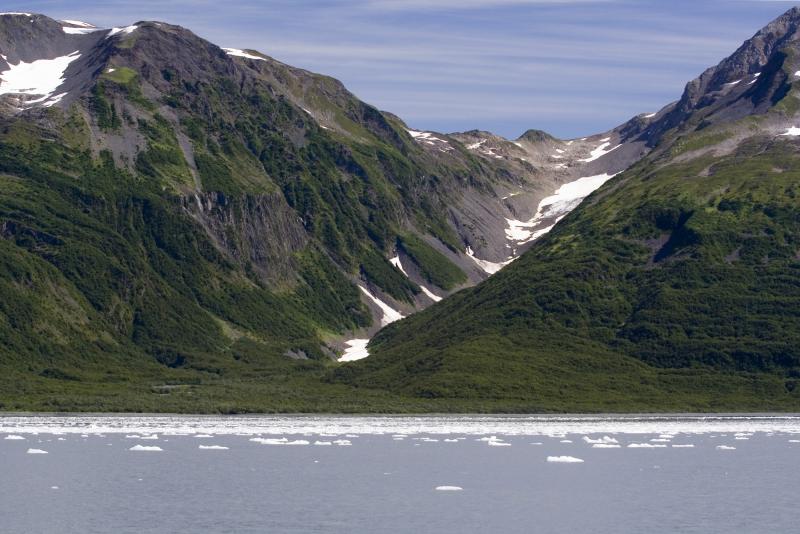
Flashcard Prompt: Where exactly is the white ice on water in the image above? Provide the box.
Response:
[129,445,162,451]
[547,456,583,463]
[435,486,463,491]
[198,445,229,450]
[582,435,618,444]
[4,434,25,440]
[26,448,48,454]
[716,445,736,450]
[628,443,667,448]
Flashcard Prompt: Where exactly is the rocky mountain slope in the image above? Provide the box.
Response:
[0,12,635,410]
[338,7,800,412]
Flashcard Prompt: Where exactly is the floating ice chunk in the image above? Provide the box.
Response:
[579,141,621,163]
[583,435,618,444]
[26,448,48,454]
[443,439,458,443]
[314,441,333,446]
[138,434,158,440]
[107,25,138,38]
[592,443,621,448]
[4,435,25,440]
[338,338,370,362]
[627,443,667,448]
[788,439,800,443]
[333,439,352,446]
[560,439,573,443]
[780,127,800,137]
[547,456,584,463]
[51,486,59,490]
[358,285,403,326]
[488,440,511,447]
[716,445,736,450]
[650,438,671,442]
[671,444,695,448]
[129,445,162,451]
[530,442,543,446]
[194,434,213,438]
[125,435,142,439]
[435,486,463,491]
[198,445,229,450]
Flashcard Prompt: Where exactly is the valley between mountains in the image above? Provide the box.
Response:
[2,9,800,412]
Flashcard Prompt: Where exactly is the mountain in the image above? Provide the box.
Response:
[337,7,800,412]
[0,13,631,411]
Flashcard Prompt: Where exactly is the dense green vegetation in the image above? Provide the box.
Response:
[335,133,800,411]
[397,234,467,290]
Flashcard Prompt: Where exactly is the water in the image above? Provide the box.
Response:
[1,415,799,533]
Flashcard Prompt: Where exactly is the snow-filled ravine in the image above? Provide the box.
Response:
[468,172,618,273]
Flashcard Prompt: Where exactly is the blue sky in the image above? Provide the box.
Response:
[7,1,800,138]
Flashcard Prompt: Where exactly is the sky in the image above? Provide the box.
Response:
[5,0,800,139]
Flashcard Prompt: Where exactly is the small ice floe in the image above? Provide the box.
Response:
[250,437,288,445]
[392,437,404,441]
[194,434,213,438]
[488,440,511,447]
[547,456,584,463]
[198,445,229,450]
[222,48,266,61]
[333,439,352,446]
[4,435,25,440]
[716,445,736,451]
[530,442,543,446]
[125,435,142,439]
[57,437,66,441]
[583,436,618,445]
[650,438,671,443]
[314,441,333,446]
[435,486,463,491]
[129,445,162,452]
[26,448,48,454]
[592,443,621,449]
[671,444,695,448]
[780,127,800,137]
[443,439,458,443]
[560,440,573,443]
[139,435,159,440]
[627,443,667,448]
[51,486,59,490]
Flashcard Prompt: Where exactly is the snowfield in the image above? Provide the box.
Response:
[0,50,81,106]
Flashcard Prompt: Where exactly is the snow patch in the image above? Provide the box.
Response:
[107,25,138,38]
[389,255,408,276]
[338,338,370,362]
[419,285,442,302]
[579,141,621,163]
[62,26,98,34]
[359,285,403,326]
[61,20,95,27]
[466,246,510,275]
[222,48,266,61]
[0,51,80,107]
[780,127,800,137]
[547,456,583,463]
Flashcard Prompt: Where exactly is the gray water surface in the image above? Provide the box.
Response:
[1,415,798,533]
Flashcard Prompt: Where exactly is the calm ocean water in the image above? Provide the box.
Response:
[1,415,798,533]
